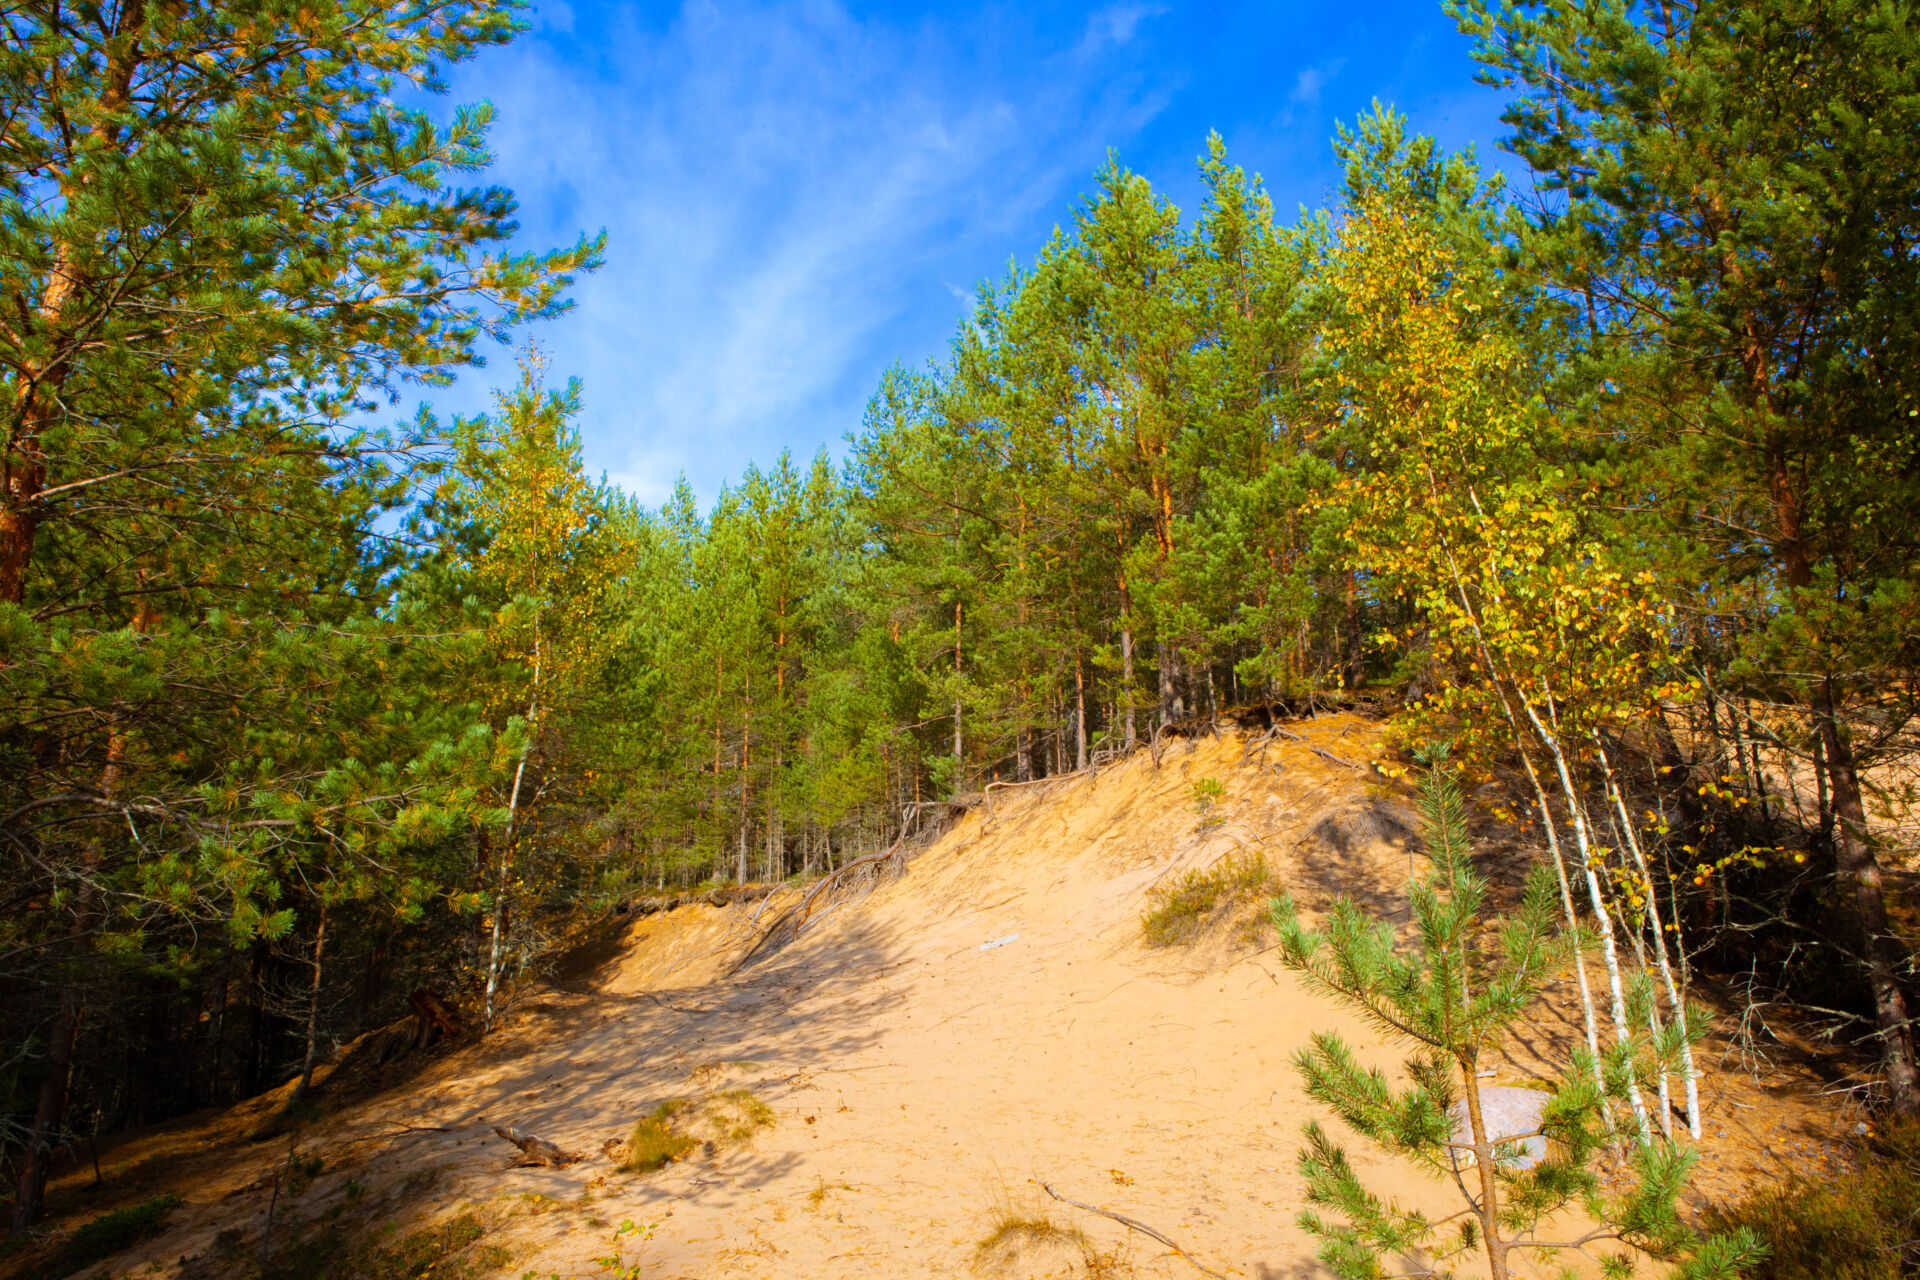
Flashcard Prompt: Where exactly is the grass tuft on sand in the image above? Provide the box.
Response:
[1140,852,1275,946]
[619,1100,699,1172]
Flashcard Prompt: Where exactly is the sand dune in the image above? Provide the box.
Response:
[33,716,1862,1280]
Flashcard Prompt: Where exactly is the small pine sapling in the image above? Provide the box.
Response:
[1269,748,1763,1280]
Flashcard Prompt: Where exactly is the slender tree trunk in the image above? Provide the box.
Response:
[10,708,133,1232]
[1342,569,1363,689]
[1119,570,1137,749]
[1596,735,1702,1138]
[1074,653,1088,771]
[10,971,81,1233]
[1459,1062,1511,1280]
[1516,746,1604,1068]
[292,905,329,1100]
[485,636,542,1031]
[1524,696,1652,1142]
[1157,639,1175,727]
[953,600,964,764]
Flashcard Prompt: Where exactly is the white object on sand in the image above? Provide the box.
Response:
[1449,1086,1550,1171]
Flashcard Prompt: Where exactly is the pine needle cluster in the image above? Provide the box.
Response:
[1270,748,1765,1280]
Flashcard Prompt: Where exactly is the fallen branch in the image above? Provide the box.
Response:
[1038,1179,1227,1280]
[492,1125,583,1167]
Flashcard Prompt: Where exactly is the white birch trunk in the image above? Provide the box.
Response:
[1596,734,1702,1138]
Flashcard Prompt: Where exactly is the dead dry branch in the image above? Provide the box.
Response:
[1038,1180,1226,1280]
[492,1125,582,1167]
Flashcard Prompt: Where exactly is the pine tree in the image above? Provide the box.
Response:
[1450,0,1920,1115]
[1271,749,1762,1280]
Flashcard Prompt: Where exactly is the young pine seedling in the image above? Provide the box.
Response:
[1269,747,1763,1280]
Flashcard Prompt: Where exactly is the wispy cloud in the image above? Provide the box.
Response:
[440,0,1176,507]
[1080,3,1169,54]
[1289,57,1347,109]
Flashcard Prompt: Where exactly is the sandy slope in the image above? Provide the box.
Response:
[35,715,1871,1280]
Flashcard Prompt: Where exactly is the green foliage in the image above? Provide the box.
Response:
[1140,852,1273,947]
[620,1102,699,1173]
[4,0,1918,1233]
[1706,1121,1920,1280]
[1272,753,1760,1280]
[1190,777,1226,816]
[41,1194,180,1279]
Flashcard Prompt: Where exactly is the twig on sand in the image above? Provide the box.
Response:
[1038,1179,1227,1280]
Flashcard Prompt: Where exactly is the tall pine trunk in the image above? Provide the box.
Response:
[1818,682,1920,1115]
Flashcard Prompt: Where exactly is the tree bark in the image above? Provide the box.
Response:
[292,904,329,1100]
[10,976,81,1233]
[1074,652,1088,771]
[1818,681,1920,1115]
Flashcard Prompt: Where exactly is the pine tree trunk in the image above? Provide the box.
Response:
[1342,569,1363,688]
[953,600,964,765]
[1818,682,1920,1116]
[1157,639,1174,727]
[10,972,80,1233]
[1074,653,1088,771]
[10,710,132,1231]
[292,905,329,1100]
[1458,1063,1512,1280]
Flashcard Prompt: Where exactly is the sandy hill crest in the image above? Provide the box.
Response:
[11,715,1864,1280]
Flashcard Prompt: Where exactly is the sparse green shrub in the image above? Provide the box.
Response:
[1706,1120,1920,1280]
[1190,776,1225,819]
[1140,852,1272,946]
[41,1193,181,1278]
[620,1101,698,1172]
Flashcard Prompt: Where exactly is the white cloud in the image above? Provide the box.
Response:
[1080,3,1168,54]
[1289,58,1347,109]
[438,1,1172,507]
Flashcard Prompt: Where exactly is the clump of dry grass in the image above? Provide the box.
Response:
[975,1213,1089,1266]
[1140,851,1276,946]
[704,1087,775,1141]
[806,1177,854,1210]
[975,1208,1134,1276]
[613,1088,775,1175]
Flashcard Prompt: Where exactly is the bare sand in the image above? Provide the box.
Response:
[26,715,1873,1280]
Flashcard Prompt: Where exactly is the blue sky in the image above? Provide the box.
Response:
[431,0,1518,507]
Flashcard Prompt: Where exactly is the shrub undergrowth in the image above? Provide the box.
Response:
[23,1194,181,1280]
[1140,852,1274,946]
[1707,1120,1920,1279]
